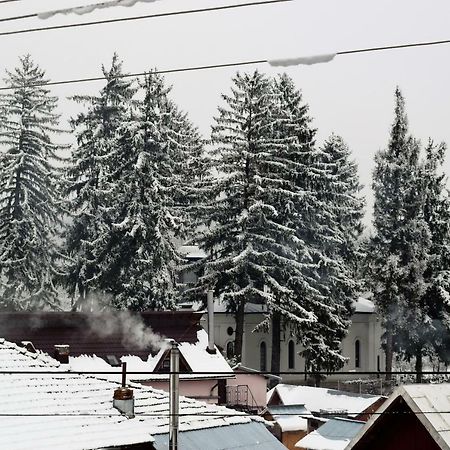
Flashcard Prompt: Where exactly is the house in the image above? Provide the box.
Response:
[346,383,450,450]
[267,384,385,422]
[262,404,310,450]
[228,363,282,412]
[295,417,365,450]
[263,384,383,450]
[211,296,385,383]
[0,310,235,405]
[0,337,288,450]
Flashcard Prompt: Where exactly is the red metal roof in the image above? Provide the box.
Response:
[0,310,203,359]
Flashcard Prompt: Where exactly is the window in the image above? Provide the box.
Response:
[226,341,235,360]
[355,339,361,368]
[260,342,267,372]
[288,340,295,369]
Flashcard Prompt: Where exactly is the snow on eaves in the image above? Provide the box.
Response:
[0,338,254,450]
[69,329,233,381]
[38,0,160,20]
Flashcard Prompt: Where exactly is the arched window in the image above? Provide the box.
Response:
[288,340,295,369]
[226,341,235,360]
[355,339,361,368]
[260,342,267,372]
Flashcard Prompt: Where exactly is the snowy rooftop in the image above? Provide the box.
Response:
[347,383,450,450]
[0,338,266,450]
[178,245,207,259]
[267,384,382,418]
[296,417,365,450]
[198,297,375,315]
[70,329,234,381]
[266,405,310,432]
[352,297,375,314]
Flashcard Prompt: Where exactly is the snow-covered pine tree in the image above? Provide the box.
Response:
[193,71,316,366]
[64,54,136,309]
[0,55,65,310]
[369,87,430,380]
[413,140,450,379]
[301,134,364,382]
[101,71,204,310]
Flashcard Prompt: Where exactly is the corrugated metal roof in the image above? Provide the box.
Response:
[152,422,286,450]
[267,404,309,416]
[296,418,364,450]
[317,418,365,439]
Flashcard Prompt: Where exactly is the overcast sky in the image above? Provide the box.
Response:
[2,0,450,225]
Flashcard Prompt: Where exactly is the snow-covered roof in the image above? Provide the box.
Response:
[69,329,234,381]
[346,383,450,450]
[178,245,207,259]
[233,363,282,380]
[266,405,310,432]
[0,338,264,450]
[267,384,382,418]
[352,297,375,314]
[296,417,364,450]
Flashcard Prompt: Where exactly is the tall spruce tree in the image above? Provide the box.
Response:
[64,54,136,309]
[193,71,318,367]
[301,134,364,382]
[413,140,450,380]
[0,55,64,310]
[101,71,203,310]
[369,88,430,380]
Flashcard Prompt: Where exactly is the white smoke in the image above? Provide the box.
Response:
[77,292,169,352]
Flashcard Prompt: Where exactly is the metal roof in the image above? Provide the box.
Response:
[267,404,310,416]
[296,418,364,450]
[152,422,287,450]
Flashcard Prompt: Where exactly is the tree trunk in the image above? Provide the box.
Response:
[415,348,423,384]
[270,310,281,389]
[234,299,245,363]
[385,325,393,381]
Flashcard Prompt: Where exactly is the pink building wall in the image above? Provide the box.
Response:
[228,372,268,409]
[142,378,224,404]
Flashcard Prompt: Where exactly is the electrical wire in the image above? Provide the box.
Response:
[0,38,449,92]
[0,0,24,4]
[0,0,291,25]
[0,370,447,375]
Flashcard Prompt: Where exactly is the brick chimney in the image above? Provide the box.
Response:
[113,362,135,418]
[53,344,70,363]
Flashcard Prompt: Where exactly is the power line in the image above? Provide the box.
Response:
[0,370,449,375]
[0,37,449,92]
[0,0,24,3]
[0,0,291,25]
[0,410,449,416]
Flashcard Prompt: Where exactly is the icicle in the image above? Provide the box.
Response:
[38,0,161,20]
[268,53,336,67]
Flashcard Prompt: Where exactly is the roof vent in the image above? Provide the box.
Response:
[53,344,70,364]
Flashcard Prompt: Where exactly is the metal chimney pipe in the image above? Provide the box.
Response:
[169,341,180,450]
[113,362,134,418]
[207,290,216,354]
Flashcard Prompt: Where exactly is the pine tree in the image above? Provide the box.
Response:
[64,54,136,309]
[369,88,430,380]
[0,55,65,310]
[193,71,318,366]
[101,71,203,310]
[301,134,364,382]
[415,140,450,379]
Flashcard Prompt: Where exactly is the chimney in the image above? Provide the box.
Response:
[169,341,180,450]
[206,290,216,354]
[113,362,135,418]
[53,344,70,364]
